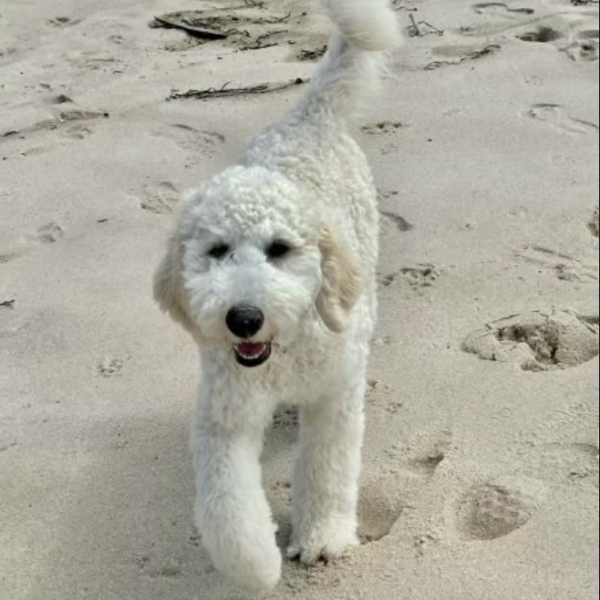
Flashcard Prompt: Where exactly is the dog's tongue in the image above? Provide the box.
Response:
[236,342,266,358]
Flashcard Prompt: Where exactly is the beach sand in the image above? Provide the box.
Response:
[1,0,598,598]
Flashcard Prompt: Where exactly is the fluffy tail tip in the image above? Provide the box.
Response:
[323,0,403,51]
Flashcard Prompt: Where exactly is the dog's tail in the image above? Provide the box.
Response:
[296,0,402,125]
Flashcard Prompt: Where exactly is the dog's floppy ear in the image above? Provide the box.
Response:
[153,228,195,333]
[316,227,364,333]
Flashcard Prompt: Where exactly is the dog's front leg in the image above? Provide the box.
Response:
[288,377,366,564]
[194,397,281,591]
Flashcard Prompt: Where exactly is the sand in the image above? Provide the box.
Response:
[1,0,598,598]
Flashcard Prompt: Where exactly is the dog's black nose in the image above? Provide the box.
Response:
[226,306,264,339]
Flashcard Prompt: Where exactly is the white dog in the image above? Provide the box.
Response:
[154,0,401,591]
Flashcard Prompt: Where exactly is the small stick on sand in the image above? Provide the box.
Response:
[243,30,286,50]
[421,21,444,35]
[167,78,308,101]
[409,13,422,36]
[409,14,444,37]
[298,45,328,61]
[392,0,417,11]
[425,44,500,70]
[152,15,228,39]
[261,12,292,24]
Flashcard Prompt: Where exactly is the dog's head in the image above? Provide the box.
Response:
[153,166,363,368]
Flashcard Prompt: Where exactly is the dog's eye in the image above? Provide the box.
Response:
[207,243,230,259]
[266,241,292,260]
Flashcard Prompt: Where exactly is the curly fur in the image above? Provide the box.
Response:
[154,0,401,591]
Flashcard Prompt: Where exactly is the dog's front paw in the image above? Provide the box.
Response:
[202,519,282,591]
[287,518,359,565]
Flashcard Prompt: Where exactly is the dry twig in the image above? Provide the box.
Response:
[425,44,500,70]
[168,78,307,100]
[152,15,228,39]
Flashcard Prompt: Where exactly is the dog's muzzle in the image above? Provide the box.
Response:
[226,305,271,367]
[234,341,272,367]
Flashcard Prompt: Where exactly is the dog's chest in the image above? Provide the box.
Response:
[265,342,342,405]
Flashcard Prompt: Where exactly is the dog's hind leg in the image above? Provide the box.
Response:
[288,373,367,564]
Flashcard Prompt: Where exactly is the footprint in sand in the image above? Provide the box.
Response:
[358,478,406,544]
[460,2,536,37]
[0,222,64,265]
[61,124,95,140]
[29,222,65,244]
[463,308,599,371]
[461,4,596,44]
[140,182,180,215]
[371,335,393,347]
[52,109,110,140]
[0,250,24,264]
[47,109,109,126]
[46,16,80,28]
[152,124,225,156]
[47,94,74,106]
[0,440,18,453]
[525,392,599,485]
[377,191,414,240]
[538,442,599,484]
[296,45,328,61]
[1,109,109,150]
[67,52,120,71]
[359,373,401,415]
[409,448,447,477]
[525,103,599,134]
[589,206,599,238]
[367,378,401,415]
[564,29,599,61]
[517,24,564,42]
[380,211,414,233]
[510,10,598,62]
[472,3,535,16]
[455,475,547,541]
[134,554,183,579]
[361,121,405,135]
[96,357,124,377]
[378,264,440,290]
[384,431,452,479]
[517,244,598,283]
[378,188,399,201]
[0,47,18,61]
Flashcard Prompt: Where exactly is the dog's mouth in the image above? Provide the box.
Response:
[234,341,272,367]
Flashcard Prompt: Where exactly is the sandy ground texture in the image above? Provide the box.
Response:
[1,0,599,599]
